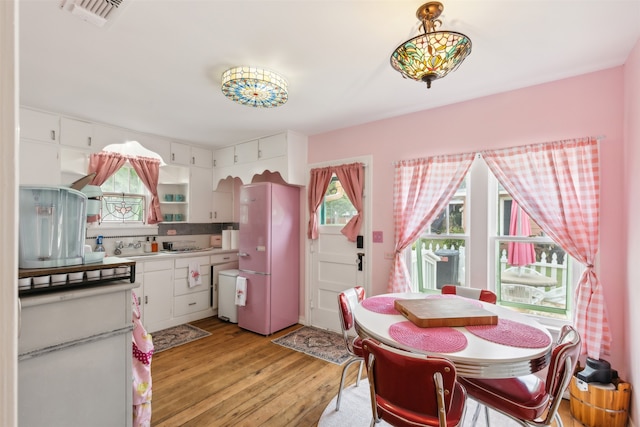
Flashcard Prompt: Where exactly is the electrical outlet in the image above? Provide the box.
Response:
[372,231,383,243]
[167,229,177,236]
[384,252,394,260]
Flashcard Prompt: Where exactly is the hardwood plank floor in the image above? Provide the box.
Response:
[150,317,582,426]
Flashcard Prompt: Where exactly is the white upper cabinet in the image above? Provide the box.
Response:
[191,146,213,168]
[213,130,307,185]
[213,146,235,169]
[93,123,126,152]
[170,142,191,166]
[20,108,59,143]
[257,133,287,160]
[234,140,259,164]
[60,117,94,149]
[131,132,171,165]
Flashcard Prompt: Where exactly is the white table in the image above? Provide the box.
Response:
[354,292,552,379]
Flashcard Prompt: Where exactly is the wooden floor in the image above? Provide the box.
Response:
[150,317,582,427]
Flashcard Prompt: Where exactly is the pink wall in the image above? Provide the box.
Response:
[309,68,627,373]
[623,38,640,425]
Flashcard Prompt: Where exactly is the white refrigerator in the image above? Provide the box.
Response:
[237,182,300,335]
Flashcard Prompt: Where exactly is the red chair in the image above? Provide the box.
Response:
[336,286,366,411]
[362,338,467,427]
[441,284,497,304]
[458,325,581,427]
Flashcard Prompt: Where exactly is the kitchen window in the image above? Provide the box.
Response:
[97,165,148,224]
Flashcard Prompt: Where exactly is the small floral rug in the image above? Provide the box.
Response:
[272,326,350,365]
[152,324,211,353]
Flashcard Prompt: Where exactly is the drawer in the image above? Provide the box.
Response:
[211,253,238,264]
[175,256,210,269]
[175,273,210,296]
[19,289,130,354]
[174,290,210,316]
[143,259,173,272]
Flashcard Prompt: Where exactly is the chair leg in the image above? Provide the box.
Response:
[355,359,364,387]
[469,400,490,426]
[335,357,363,411]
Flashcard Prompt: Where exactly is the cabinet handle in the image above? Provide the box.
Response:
[214,211,217,219]
[188,302,196,306]
[87,136,92,146]
[137,296,141,305]
[234,155,238,163]
[258,149,262,158]
[213,159,217,167]
[145,295,148,304]
[192,156,195,164]
[50,130,56,141]
[171,153,175,161]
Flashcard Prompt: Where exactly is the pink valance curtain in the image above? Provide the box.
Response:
[87,152,127,223]
[389,154,474,292]
[307,162,364,242]
[88,152,163,225]
[482,137,608,358]
[129,157,162,224]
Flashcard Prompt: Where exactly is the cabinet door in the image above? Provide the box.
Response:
[60,117,94,149]
[143,269,174,332]
[93,123,126,152]
[212,190,233,222]
[133,132,171,165]
[258,133,287,160]
[213,146,235,168]
[170,141,191,165]
[20,108,59,143]
[189,167,213,222]
[191,146,213,168]
[19,140,60,185]
[234,139,259,164]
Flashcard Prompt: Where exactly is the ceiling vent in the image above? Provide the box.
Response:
[59,0,126,28]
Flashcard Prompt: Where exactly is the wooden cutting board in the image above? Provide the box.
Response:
[394,298,498,328]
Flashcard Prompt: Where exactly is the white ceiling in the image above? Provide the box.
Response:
[19,0,640,148]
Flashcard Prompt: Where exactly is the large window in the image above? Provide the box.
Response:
[408,158,578,321]
[98,164,147,224]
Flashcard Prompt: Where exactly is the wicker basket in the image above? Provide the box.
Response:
[569,376,631,427]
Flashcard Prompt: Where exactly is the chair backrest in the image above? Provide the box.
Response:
[538,325,581,425]
[362,338,459,427]
[441,284,497,304]
[337,286,365,336]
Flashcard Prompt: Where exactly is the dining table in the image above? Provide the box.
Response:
[353,292,553,379]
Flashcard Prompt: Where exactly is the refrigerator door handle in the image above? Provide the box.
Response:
[238,252,249,257]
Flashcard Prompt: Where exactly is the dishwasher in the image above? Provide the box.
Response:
[218,268,240,323]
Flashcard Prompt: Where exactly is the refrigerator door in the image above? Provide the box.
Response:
[239,183,272,274]
[237,272,271,335]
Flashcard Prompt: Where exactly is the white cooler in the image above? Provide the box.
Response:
[218,269,239,323]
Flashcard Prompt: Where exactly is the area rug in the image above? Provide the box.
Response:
[318,379,520,427]
[271,326,350,365]
[152,324,211,353]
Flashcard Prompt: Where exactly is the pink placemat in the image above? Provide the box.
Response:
[361,296,399,314]
[466,318,552,348]
[425,294,482,307]
[389,321,468,353]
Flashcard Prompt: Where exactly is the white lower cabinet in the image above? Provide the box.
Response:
[141,259,174,333]
[18,283,135,427]
[174,256,212,319]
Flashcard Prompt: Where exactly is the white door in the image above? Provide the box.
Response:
[307,156,371,333]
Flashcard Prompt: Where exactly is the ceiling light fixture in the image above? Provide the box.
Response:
[390,2,472,89]
[221,66,288,108]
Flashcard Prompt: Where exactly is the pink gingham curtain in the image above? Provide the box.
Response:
[389,154,474,292]
[307,162,365,241]
[129,156,162,225]
[482,137,608,358]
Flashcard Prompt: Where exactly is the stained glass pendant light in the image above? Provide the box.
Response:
[221,66,288,108]
[390,2,472,89]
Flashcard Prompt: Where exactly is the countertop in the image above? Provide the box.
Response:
[123,247,238,261]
